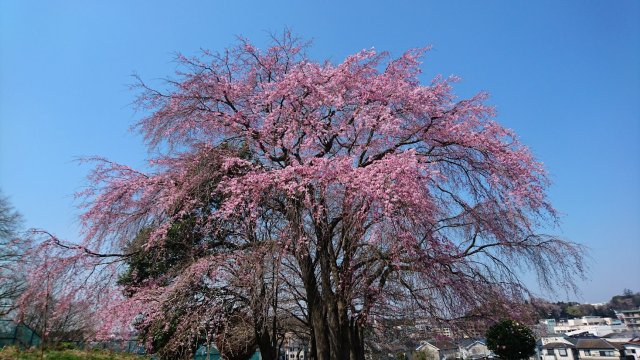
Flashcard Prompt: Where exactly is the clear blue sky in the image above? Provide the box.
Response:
[1,1,638,303]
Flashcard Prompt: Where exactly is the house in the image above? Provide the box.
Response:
[458,339,492,359]
[538,335,577,360]
[537,335,626,360]
[572,339,621,360]
[283,332,308,360]
[622,338,640,360]
[416,340,460,360]
[540,334,576,345]
[540,342,577,360]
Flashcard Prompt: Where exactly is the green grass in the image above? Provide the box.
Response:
[0,347,150,360]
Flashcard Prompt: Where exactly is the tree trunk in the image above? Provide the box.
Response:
[256,331,278,360]
[349,321,365,360]
[302,287,366,360]
[299,254,331,360]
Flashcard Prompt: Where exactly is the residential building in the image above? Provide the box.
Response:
[541,319,558,334]
[538,335,577,360]
[541,342,577,360]
[414,319,454,339]
[540,335,575,346]
[552,317,627,337]
[620,309,640,334]
[458,339,492,359]
[416,340,460,360]
[622,338,640,360]
[573,339,621,360]
[283,333,308,360]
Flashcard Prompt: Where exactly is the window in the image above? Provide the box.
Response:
[631,350,636,354]
[559,349,567,357]
[547,349,554,355]
[599,351,614,357]
[584,350,591,356]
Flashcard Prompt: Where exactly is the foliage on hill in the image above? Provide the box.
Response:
[609,289,640,311]
[533,289,639,320]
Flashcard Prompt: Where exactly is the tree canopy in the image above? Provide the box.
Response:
[17,32,585,360]
[486,320,536,360]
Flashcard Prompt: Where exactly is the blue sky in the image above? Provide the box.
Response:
[1,1,638,303]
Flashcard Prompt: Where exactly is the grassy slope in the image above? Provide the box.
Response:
[0,347,149,360]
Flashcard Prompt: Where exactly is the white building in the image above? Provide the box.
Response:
[573,339,621,360]
[458,339,492,359]
[623,338,640,360]
[620,309,640,334]
[283,333,308,360]
[538,335,576,360]
[541,342,576,360]
[552,317,627,337]
[415,340,460,360]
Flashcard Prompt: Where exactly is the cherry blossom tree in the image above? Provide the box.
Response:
[18,32,584,360]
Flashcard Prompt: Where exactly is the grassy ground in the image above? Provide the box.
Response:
[0,347,149,360]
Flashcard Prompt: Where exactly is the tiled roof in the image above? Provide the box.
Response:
[424,340,458,350]
[574,339,616,349]
[459,338,486,348]
[608,342,625,350]
[542,342,575,349]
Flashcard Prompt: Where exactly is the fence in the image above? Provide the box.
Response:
[0,320,262,359]
[0,319,41,349]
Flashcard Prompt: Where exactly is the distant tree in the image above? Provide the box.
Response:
[0,191,21,243]
[0,190,25,315]
[569,304,583,318]
[609,290,640,311]
[531,298,561,320]
[592,305,616,318]
[0,193,97,346]
[486,320,536,360]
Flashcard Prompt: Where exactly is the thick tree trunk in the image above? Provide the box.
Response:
[294,199,367,359]
[256,331,278,360]
[299,254,331,360]
[319,253,345,359]
[349,321,365,360]
[309,326,317,360]
[302,211,369,359]
[323,290,351,360]
[310,305,330,360]
[303,287,367,360]
[302,277,368,360]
